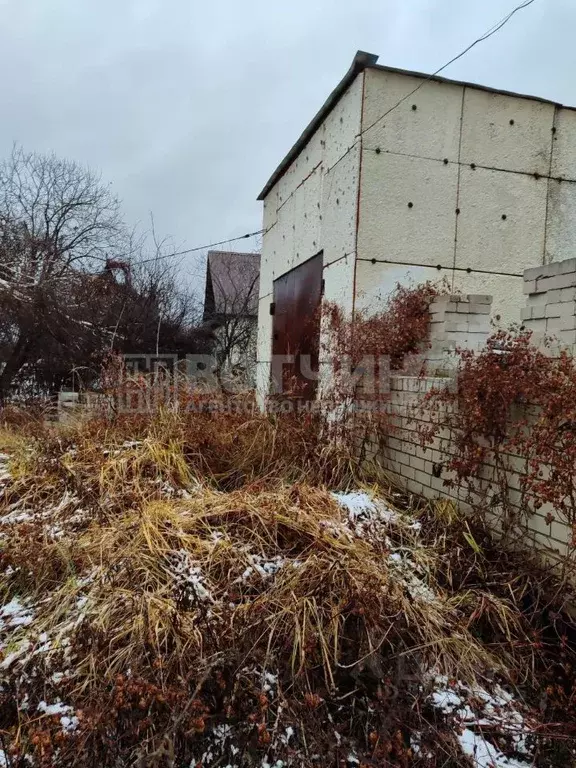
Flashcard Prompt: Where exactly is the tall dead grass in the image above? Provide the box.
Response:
[0,409,574,766]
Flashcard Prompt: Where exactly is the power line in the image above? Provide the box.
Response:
[360,0,539,138]
[126,229,264,266]
[91,228,264,268]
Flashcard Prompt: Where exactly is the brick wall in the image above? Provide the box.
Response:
[522,259,576,353]
[427,293,492,374]
[377,266,575,567]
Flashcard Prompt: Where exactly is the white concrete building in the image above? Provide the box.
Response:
[256,51,576,399]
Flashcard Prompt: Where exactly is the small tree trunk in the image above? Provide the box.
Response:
[0,334,32,403]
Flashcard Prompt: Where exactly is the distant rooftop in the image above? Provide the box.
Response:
[203,250,260,322]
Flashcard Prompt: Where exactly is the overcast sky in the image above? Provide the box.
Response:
[0,0,572,279]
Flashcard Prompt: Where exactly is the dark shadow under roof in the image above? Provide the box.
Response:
[257,50,575,202]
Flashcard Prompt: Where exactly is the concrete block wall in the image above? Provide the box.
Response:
[522,259,576,351]
[379,269,576,567]
[426,293,492,373]
[382,373,572,566]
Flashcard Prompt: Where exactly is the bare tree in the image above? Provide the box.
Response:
[0,146,127,396]
[0,146,213,399]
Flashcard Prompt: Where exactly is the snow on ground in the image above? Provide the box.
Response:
[0,453,11,484]
[332,490,421,539]
[0,597,34,631]
[332,491,398,534]
[0,491,87,533]
[428,674,534,767]
[333,490,437,603]
[166,549,214,602]
[37,701,79,733]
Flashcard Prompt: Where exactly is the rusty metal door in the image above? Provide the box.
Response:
[271,252,323,399]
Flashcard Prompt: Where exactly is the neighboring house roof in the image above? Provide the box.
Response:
[203,250,260,324]
[257,50,576,201]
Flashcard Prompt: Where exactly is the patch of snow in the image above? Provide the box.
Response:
[332,490,420,543]
[60,715,79,732]
[37,701,79,734]
[166,550,213,602]
[458,728,530,768]
[428,674,534,766]
[37,700,73,716]
[239,554,286,582]
[431,687,463,712]
[1,639,31,668]
[388,554,438,604]
[0,598,34,630]
[262,671,278,693]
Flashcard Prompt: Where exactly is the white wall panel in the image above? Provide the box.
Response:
[255,360,271,410]
[259,221,280,300]
[293,168,322,269]
[273,193,296,275]
[550,108,576,181]
[545,180,576,263]
[354,261,439,314]
[323,254,355,313]
[323,76,364,169]
[321,145,360,265]
[256,295,273,365]
[354,260,522,324]
[276,131,324,205]
[319,256,356,364]
[460,88,555,175]
[362,69,463,162]
[456,166,547,273]
[262,186,278,233]
[358,151,458,266]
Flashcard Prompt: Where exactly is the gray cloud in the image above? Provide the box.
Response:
[0,0,574,281]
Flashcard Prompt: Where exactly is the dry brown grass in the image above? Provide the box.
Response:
[0,410,574,767]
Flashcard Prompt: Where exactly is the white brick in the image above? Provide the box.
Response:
[547,272,576,290]
[467,294,492,304]
[414,469,433,488]
[468,303,492,314]
[520,307,534,320]
[526,291,549,306]
[536,275,561,292]
[524,263,556,282]
[560,287,576,302]
[547,316,576,331]
[550,519,570,544]
[558,258,576,275]
[410,455,427,472]
[545,302,564,318]
[523,318,546,332]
